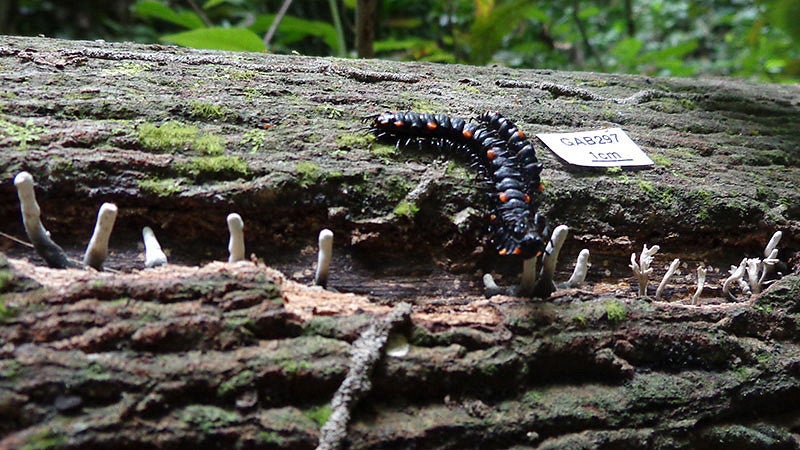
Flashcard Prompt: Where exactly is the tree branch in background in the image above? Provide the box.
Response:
[329,0,347,56]
[264,0,293,49]
[355,0,376,58]
[571,0,605,71]
[624,0,636,36]
[186,0,212,27]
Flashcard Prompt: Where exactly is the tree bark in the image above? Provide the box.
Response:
[1,35,800,449]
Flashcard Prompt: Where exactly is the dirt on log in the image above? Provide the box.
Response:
[1,35,800,449]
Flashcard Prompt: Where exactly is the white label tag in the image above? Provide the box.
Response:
[536,128,653,167]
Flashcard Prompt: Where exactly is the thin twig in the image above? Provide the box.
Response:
[0,230,34,248]
[264,0,293,49]
[328,0,346,56]
[571,0,605,71]
[186,0,213,27]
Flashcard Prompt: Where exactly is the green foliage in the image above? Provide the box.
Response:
[163,27,266,52]
[6,0,798,81]
[131,0,345,54]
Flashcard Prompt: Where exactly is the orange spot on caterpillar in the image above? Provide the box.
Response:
[487,149,497,160]
[499,192,509,202]
[524,194,531,203]
[394,120,404,127]
[512,247,522,255]
[462,129,474,138]
[499,248,508,256]
[426,122,438,130]
[517,130,525,139]
[538,183,545,192]
[489,214,497,222]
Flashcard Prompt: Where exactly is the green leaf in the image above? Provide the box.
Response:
[161,27,266,52]
[133,0,205,30]
[203,0,229,9]
[250,14,339,53]
[577,5,601,20]
[610,37,642,65]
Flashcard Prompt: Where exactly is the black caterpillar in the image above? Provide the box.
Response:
[367,110,548,259]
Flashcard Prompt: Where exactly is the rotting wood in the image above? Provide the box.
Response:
[0,35,799,449]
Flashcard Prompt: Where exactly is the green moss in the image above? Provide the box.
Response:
[257,431,284,445]
[138,121,223,155]
[193,134,224,156]
[176,155,250,179]
[409,98,440,112]
[0,360,20,380]
[522,390,543,405]
[0,117,46,149]
[637,180,655,194]
[105,62,150,75]
[650,153,672,167]
[217,370,256,397]
[657,186,677,207]
[0,297,14,322]
[242,129,270,153]
[84,361,111,381]
[190,101,232,121]
[225,68,259,81]
[180,405,240,434]
[20,428,66,450]
[137,177,185,197]
[280,359,313,375]
[370,143,398,160]
[604,300,627,323]
[335,132,373,149]
[316,104,344,119]
[295,162,321,188]
[304,404,332,428]
[605,166,623,176]
[393,200,420,218]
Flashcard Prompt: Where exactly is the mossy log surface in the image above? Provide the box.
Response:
[1,35,800,449]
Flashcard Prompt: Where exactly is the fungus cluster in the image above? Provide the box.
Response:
[484,224,591,298]
[631,230,785,304]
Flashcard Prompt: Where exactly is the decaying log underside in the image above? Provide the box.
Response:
[1,35,800,449]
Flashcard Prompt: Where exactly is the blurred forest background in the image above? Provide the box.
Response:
[0,0,797,81]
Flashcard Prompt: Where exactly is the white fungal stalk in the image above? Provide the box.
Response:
[745,257,762,295]
[531,224,569,296]
[723,258,747,299]
[227,213,245,262]
[630,244,660,297]
[764,231,782,258]
[655,258,681,300]
[691,266,707,305]
[315,229,334,287]
[563,249,590,288]
[759,248,780,287]
[14,171,73,268]
[518,257,538,296]
[142,226,168,268]
[83,203,118,270]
